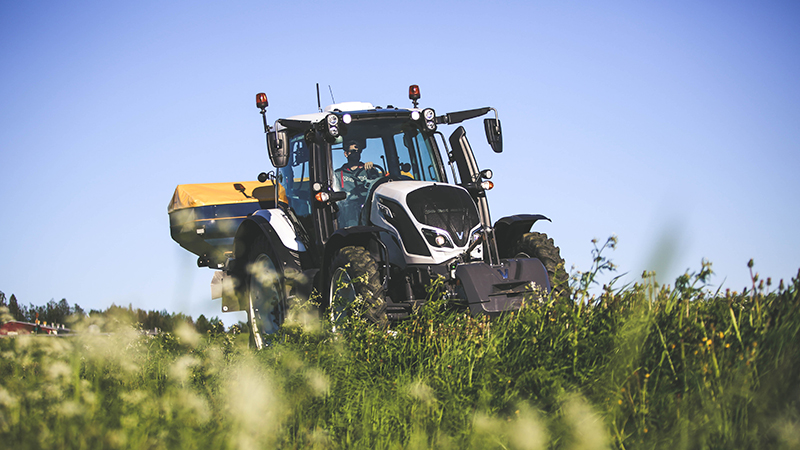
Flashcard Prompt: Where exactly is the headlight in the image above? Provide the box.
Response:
[412,108,436,132]
[326,114,339,126]
[420,109,436,131]
[422,228,453,248]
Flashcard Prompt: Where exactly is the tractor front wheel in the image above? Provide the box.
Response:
[327,246,386,328]
[512,232,570,298]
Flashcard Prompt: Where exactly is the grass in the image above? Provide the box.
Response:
[1,242,799,449]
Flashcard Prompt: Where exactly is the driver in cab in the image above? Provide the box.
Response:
[334,141,382,196]
[333,140,383,227]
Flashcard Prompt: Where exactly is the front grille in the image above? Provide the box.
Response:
[407,185,479,247]
[379,198,431,256]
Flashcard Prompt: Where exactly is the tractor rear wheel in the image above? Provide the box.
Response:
[327,246,387,327]
[245,234,286,349]
[512,232,570,298]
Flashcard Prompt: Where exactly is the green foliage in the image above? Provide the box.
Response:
[0,293,230,336]
[2,256,800,449]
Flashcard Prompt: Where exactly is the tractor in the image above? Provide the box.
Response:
[168,85,567,348]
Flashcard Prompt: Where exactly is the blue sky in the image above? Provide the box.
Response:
[2,1,798,324]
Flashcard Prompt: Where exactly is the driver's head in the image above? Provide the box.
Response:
[345,141,360,154]
[345,141,361,164]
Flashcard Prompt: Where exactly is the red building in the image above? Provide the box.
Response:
[0,320,70,336]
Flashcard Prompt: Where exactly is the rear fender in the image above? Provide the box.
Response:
[494,214,551,258]
[250,209,306,252]
[223,210,304,312]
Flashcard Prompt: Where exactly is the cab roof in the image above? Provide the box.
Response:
[285,102,415,124]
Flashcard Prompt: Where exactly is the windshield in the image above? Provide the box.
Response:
[332,119,443,228]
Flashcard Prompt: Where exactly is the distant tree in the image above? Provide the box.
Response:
[140,309,169,332]
[8,295,25,321]
[195,314,211,334]
[56,299,70,322]
[26,303,44,324]
[1,296,203,334]
[173,312,195,331]
[102,304,138,326]
[31,298,72,326]
[196,315,225,335]
[0,291,8,324]
[71,303,86,319]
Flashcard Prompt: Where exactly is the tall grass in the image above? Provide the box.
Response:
[2,248,799,449]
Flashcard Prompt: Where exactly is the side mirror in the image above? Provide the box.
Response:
[484,118,503,153]
[267,129,289,168]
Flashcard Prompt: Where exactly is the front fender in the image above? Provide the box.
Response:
[494,214,551,258]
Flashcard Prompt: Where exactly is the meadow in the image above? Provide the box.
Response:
[1,239,799,449]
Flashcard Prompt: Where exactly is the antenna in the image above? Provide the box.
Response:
[328,85,336,104]
[316,83,322,112]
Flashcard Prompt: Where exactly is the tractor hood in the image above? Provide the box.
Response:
[369,181,483,265]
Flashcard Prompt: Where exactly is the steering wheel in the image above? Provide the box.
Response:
[367,163,385,176]
[356,163,386,189]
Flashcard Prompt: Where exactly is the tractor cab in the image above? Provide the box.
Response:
[270,102,449,240]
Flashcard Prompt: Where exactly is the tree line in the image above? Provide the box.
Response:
[0,291,225,335]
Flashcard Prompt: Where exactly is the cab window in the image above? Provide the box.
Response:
[277,133,311,219]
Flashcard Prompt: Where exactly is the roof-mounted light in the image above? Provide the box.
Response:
[409,84,421,108]
[256,93,268,110]
[256,92,270,133]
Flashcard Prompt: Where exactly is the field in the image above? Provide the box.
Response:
[2,245,799,449]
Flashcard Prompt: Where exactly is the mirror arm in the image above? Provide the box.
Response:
[436,107,492,125]
[490,108,500,134]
